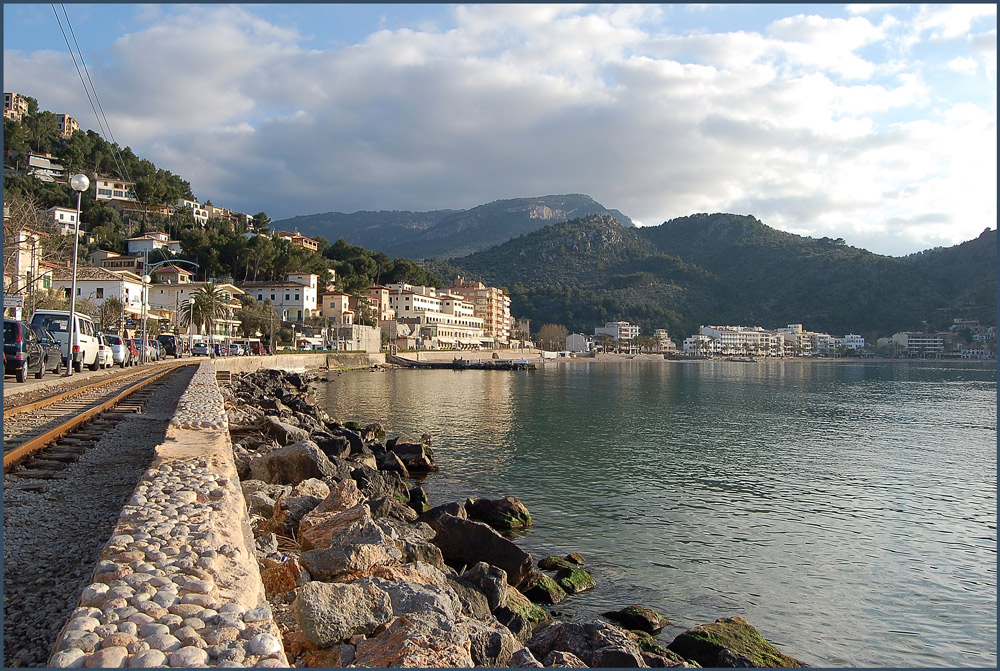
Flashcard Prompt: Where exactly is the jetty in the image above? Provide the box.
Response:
[387,354,535,370]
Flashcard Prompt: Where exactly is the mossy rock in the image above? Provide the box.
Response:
[538,556,576,571]
[667,616,806,668]
[506,585,550,626]
[603,605,670,634]
[343,421,364,432]
[523,573,567,604]
[555,567,596,594]
[629,631,694,666]
[466,496,533,532]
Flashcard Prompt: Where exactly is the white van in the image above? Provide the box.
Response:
[30,310,101,372]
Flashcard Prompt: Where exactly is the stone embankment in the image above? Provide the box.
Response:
[45,361,807,669]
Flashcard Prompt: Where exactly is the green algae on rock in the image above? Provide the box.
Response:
[555,567,596,594]
[667,616,806,668]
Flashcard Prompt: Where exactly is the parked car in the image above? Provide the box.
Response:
[101,333,131,368]
[32,324,65,374]
[131,338,157,363]
[155,341,167,360]
[30,309,101,372]
[125,338,140,364]
[96,334,115,369]
[4,319,47,382]
[213,343,225,357]
[156,333,181,359]
[192,342,210,356]
[229,343,244,356]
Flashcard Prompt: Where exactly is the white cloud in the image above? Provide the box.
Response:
[3,3,995,256]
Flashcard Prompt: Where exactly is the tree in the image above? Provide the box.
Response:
[180,283,229,342]
[537,323,569,351]
[95,296,124,333]
[235,295,277,339]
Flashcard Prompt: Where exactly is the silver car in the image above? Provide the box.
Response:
[101,333,132,368]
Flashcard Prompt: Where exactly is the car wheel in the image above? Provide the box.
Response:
[54,356,63,375]
[73,360,83,373]
[35,357,45,379]
[89,358,99,371]
[16,360,27,382]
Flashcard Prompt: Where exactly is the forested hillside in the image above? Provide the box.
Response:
[430,214,997,340]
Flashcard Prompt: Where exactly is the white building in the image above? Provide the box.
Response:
[42,206,80,236]
[566,333,592,353]
[177,199,209,226]
[93,177,136,202]
[240,273,319,323]
[126,232,182,257]
[49,266,151,325]
[387,283,486,349]
[842,334,866,350]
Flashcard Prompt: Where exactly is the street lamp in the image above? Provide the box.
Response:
[141,274,151,363]
[65,173,90,376]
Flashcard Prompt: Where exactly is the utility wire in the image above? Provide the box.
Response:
[51,4,137,199]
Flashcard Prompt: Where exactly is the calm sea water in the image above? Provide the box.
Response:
[311,360,997,668]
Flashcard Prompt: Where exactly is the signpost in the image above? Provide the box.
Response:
[4,294,24,320]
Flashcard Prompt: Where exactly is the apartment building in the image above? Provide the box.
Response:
[152,264,194,285]
[4,91,29,121]
[700,325,784,356]
[56,113,79,139]
[50,266,152,323]
[42,206,80,235]
[319,291,355,325]
[148,281,244,340]
[94,177,136,202]
[368,285,395,322]
[26,153,65,183]
[240,273,318,323]
[595,321,641,342]
[274,230,319,253]
[177,199,209,226]
[126,232,182,257]
[891,332,946,357]
[387,283,486,348]
[449,278,513,345]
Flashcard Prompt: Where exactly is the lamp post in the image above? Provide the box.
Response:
[65,173,90,376]
[141,274,151,363]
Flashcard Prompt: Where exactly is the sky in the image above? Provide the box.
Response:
[3,3,996,257]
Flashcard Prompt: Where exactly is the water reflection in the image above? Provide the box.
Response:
[313,361,997,668]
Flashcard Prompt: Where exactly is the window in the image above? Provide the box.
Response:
[270,294,275,301]
[285,294,290,301]
[96,288,104,299]
[294,294,299,301]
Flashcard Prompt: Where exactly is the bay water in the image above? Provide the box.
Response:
[312,359,997,668]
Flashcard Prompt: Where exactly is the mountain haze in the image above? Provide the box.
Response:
[428,214,997,340]
[272,194,633,259]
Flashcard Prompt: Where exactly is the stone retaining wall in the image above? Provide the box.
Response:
[48,361,289,668]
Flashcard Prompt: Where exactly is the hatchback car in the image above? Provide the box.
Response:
[96,334,115,369]
[4,319,47,382]
[101,333,132,368]
[32,324,65,374]
[156,333,181,359]
[192,342,210,356]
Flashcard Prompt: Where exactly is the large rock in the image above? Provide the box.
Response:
[418,501,467,526]
[361,576,463,624]
[544,650,590,667]
[300,515,402,580]
[429,514,534,589]
[249,440,338,485]
[528,620,647,668]
[388,441,439,472]
[603,605,670,635]
[315,476,365,514]
[457,618,519,667]
[667,616,806,668]
[524,572,567,604]
[259,556,310,596]
[297,502,371,551]
[461,562,509,612]
[351,465,410,503]
[466,496,533,531]
[351,613,474,668]
[555,567,596,594]
[310,431,352,460]
[262,478,330,537]
[369,496,420,523]
[261,416,309,445]
[505,585,549,628]
[290,580,393,647]
[446,576,492,621]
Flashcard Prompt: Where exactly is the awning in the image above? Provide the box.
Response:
[437,337,456,344]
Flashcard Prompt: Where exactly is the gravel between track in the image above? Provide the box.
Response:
[2,366,195,668]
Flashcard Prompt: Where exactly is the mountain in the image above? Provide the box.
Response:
[271,194,633,259]
[427,213,997,340]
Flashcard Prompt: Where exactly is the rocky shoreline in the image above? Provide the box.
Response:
[222,368,807,668]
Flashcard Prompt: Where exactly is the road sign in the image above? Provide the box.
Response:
[4,295,24,309]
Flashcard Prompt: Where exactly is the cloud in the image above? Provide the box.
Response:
[3,3,995,256]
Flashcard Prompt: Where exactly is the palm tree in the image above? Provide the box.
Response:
[180,284,229,344]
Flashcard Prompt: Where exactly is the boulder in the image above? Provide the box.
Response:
[446,576,492,621]
[377,450,409,477]
[327,423,365,454]
[388,441,439,472]
[458,618,519,667]
[351,465,410,503]
[260,416,309,445]
[300,516,402,580]
[310,432,352,460]
[527,620,646,668]
[544,650,590,667]
[360,576,463,624]
[505,585,549,628]
[555,567,596,594]
[603,605,670,635]
[249,440,338,485]
[262,479,330,537]
[461,562,508,612]
[428,514,534,589]
[315,476,365,514]
[259,556,310,597]
[511,647,545,668]
[297,502,371,551]
[361,423,385,442]
[351,613,474,668]
[290,580,393,647]
[408,486,430,514]
[466,496,533,531]
[523,572,567,604]
[368,496,420,523]
[539,554,584,571]
[494,606,534,644]
[667,616,806,668]
[418,501,467,526]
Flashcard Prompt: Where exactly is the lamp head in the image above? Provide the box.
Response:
[142,275,151,284]
[70,173,90,193]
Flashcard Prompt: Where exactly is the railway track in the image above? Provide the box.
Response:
[3,361,197,481]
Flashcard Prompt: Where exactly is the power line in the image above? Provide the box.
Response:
[51,4,136,197]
